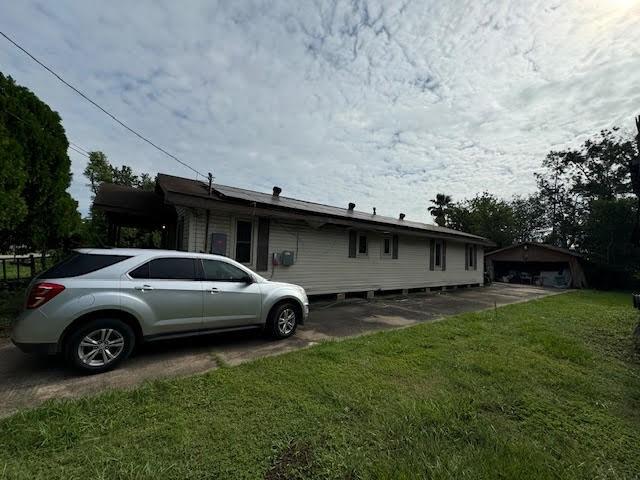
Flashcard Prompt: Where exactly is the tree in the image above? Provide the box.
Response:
[447,193,516,249]
[82,151,158,247]
[428,193,453,227]
[534,125,640,284]
[510,194,547,243]
[84,151,155,195]
[582,198,638,266]
[138,173,155,191]
[111,165,138,187]
[0,72,80,253]
[535,151,583,249]
[84,151,113,195]
[0,123,27,244]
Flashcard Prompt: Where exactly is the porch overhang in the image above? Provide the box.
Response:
[93,183,177,247]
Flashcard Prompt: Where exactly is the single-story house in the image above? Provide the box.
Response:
[94,173,493,296]
[485,242,587,288]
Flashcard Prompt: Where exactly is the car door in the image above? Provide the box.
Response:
[201,259,262,329]
[121,257,203,336]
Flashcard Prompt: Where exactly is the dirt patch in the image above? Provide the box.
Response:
[265,440,315,480]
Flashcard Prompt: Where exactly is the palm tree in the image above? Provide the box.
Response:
[428,193,453,227]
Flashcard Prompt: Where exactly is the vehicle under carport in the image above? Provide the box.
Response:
[485,242,587,288]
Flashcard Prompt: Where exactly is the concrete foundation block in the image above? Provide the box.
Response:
[402,288,409,295]
[366,290,375,300]
[336,293,346,301]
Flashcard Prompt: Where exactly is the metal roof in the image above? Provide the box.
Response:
[156,173,493,245]
[485,242,583,258]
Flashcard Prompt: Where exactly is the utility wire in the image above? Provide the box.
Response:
[68,144,90,158]
[69,141,90,155]
[0,30,206,179]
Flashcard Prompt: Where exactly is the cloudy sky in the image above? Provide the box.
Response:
[2,1,639,221]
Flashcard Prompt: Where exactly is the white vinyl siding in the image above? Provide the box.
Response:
[267,221,483,294]
[181,208,484,295]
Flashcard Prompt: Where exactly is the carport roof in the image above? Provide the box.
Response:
[94,183,176,223]
[156,173,495,246]
[485,242,583,258]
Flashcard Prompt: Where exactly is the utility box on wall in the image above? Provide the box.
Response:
[281,250,295,266]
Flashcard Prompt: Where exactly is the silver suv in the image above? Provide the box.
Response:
[11,249,309,373]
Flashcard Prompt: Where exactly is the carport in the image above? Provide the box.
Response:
[485,242,587,288]
[93,184,177,248]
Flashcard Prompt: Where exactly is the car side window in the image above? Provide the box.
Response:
[130,258,197,280]
[202,259,248,282]
[129,262,150,279]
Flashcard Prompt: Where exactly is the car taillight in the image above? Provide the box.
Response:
[26,282,65,309]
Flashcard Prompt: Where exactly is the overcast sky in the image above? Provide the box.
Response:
[2,1,639,221]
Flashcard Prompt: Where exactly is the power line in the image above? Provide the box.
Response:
[68,144,89,158]
[69,141,89,155]
[0,30,206,179]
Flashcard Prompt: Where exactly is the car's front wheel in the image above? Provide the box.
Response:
[64,318,135,374]
[266,302,299,339]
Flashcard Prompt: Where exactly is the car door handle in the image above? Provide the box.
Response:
[209,287,220,294]
[134,284,153,291]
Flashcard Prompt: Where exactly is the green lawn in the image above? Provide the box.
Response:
[0,291,638,479]
[0,260,43,281]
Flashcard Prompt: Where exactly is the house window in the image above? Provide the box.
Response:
[434,241,443,267]
[383,237,391,255]
[468,245,474,268]
[235,220,253,263]
[358,234,368,255]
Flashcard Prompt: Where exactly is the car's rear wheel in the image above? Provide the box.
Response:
[266,302,299,339]
[64,318,135,374]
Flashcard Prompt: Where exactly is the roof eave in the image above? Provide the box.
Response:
[163,189,494,246]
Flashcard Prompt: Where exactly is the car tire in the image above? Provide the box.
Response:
[266,302,299,339]
[64,318,135,374]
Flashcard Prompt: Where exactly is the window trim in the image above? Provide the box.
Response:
[234,218,254,265]
[467,244,474,269]
[381,235,392,258]
[429,238,447,272]
[357,233,369,257]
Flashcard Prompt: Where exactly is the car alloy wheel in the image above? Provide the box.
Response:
[277,308,296,336]
[77,328,125,367]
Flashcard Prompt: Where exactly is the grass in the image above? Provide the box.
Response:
[0,291,639,479]
[0,259,43,281]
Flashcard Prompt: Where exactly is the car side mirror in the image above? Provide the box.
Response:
[242,275,254,284]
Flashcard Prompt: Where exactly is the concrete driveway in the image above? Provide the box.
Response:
[0,283,561,417]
